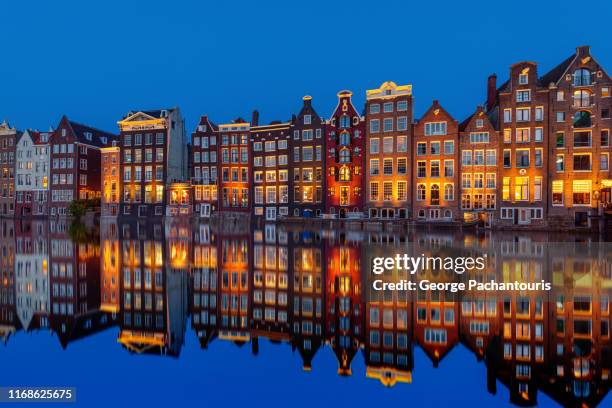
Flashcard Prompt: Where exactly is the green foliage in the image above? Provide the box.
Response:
[68,198,101,218]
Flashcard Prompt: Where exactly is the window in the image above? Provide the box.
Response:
[430,141,440,155]
[603,87,610,98]
[397,136,407,152]
[556,154,564,172]
[444,184,454,201]
[503,129,511,143]
[370,182,379,201]
[486,150,496,165]
[534,177,542,201]
[574,111,592,128]
[556,132,565,148]
[397,116,408,131]
[383,182,392,201]
[470,132,489,143]
[556,111,566,122]
[474,150,484,165]
[444,140,454,154]
[370,159,380,175]
[370,104,380,114]
[572,180,591,205]
[516,150,529,168]
[417,184,426,201]
[417,161,426,178]
[397,181,407,201]
[573,90,592,107]
[601,153,609,170]
[515,177,529,201]
[574,131,591,147]
[397,100,408,111]
[573,154,591,171]
[535,149,543,167]
[516,108,530,122]
[535,106,543,121]
[370,138,379,154]
[383,102,393,113]
[552,180,563,205]
[444,160,453,177]
[516,90,531,102]
[557,90,565,101]
[502,177,510,200]
[430,160,440,177]
[424,122,447,136]
[486,173,496,188]
[430,184,440,205]
[534,127,543,142]
[397,158,407,175]
[383,118,393,132]
[383,158,393,175]
[462,174,471,189]
[473,173,484,188]
[503,109,512,123]
[573,68,591,86]
[462,150,472,166]
[602,130,610,147]
[417,142,426,156]
[370,119,380,133]
[519,73,528,85]
[383,137,393,153]
[516,128,530,143]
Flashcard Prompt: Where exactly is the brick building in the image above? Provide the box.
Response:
[546,46,612,227]
[101,145,120,217]
[219,121,250,216]
[49,116,117,216]
[191,116,218,218]
[459,106,499,223]
[413,101,459,222]
[0,121,17,217]
[325,90,365,218]
[495,63,549,226]
[365,81,413,219]
[251,118,291,221]
[289,96,325,218]
[117,108,187,218]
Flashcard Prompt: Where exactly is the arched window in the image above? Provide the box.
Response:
[339,166,350,181]
[431,184,440,205]
[339,148,350,163]
[444,210,452,219]
[417,184,426,201]
[339,131,350,146]
[444,184,454,201]
[574,111,592,128]
[573,90,592,108]
[573,68,591,86]
[339,115,350,129]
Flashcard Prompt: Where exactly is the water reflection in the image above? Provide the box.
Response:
[0,218,611,407]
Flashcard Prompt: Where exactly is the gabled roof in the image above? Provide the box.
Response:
[416,100,456,125]
[57,115,117,148]
[539,54,575,87]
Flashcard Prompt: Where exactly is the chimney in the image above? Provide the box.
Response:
[251,110,259,127]
[486,74,497,112]
[576,45,591,57]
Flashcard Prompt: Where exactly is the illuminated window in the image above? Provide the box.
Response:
[369,182,379,201]
[514,177,529,201]
[383,182,393,201]
[502,177,510,200]
[552,180,563,205]
[339,166,350,181]
[416,184,426,201]
[572,180,591,205]
[444,184,454,201]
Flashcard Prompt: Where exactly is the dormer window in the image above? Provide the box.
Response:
[476,119,484,128]
[303,114,312,125]
[100,137,107,145]
[84,132,93,141]
[519,73,528,85]
[61,129,66,137]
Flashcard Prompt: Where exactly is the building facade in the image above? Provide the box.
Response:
[289,96,325,218]
[496,62,549,226]
[251,120,291,221]
[49,116,117,216]
[365,81,413,219]
[547,46,612,227]
[191,116,218,218]
[0,121,17,217]
[101,146,120,217]
[219,121,250,215]
[459,106,499,223]
[413,101,459,222]
[326,91,365,218]
[117,108,187,218]
[15,130,51,217]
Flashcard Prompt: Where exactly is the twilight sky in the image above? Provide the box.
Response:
[2,0,612,135]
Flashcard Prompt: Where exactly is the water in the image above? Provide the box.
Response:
[0,218,610,408]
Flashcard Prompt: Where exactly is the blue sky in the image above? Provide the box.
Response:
[2,0,612,134]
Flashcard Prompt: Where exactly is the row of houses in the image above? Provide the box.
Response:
[2,45,611,226]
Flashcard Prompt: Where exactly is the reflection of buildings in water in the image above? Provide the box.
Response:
[250,225,291,352]
[291,229,325,370]
[116,220,188,357]
[326,234,363,376]
[190,224,218,348]
[100,219,120,313]
[363,233,413,386]
[217,229,250,344]
[48,220,113,348]
[0,220,18,343]
[15,220,50,332]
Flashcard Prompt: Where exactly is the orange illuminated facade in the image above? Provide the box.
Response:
[191,115,218,218]
[365,81,413,219]
[101,146,120,217]
[413,101,459,222]
[219,121,251,215]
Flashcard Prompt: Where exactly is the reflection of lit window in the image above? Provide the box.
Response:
[339,166,350,181]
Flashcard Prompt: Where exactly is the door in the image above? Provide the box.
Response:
[518,209,530,225]
[340,187,349,206]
